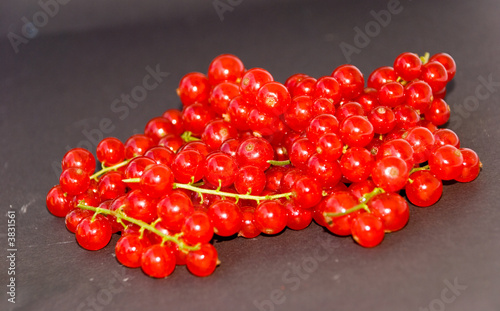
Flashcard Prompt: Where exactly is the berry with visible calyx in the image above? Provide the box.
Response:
[351,213,385,248]
[406,170,443,207]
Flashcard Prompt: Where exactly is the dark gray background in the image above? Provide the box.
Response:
[1,0,500,310]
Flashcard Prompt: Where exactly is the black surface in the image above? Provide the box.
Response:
[2,1,500,310]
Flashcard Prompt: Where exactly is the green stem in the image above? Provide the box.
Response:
[323,187,385,219]
[90,159,131,180]
[324,203,370,219]
[409,164,430,175]
[268,159,291,166]
[173,183,292,202]
[122,178,293,202]
[180,131,201,142]
[76,203,199,252]
[420,52,430,64]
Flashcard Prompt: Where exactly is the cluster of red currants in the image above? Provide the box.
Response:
[46,52,480,278]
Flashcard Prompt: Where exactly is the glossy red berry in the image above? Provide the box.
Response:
[254,201,288,235]
[428,145,463,180]
[76,214,112,251]
[208,82,240,115]
[177,72,210,106]
[141,244,176,278]
[115,235,151,268]
[351,213,385,248]
[378,81,405,107]
[292,176,323,209]
[62,148,96,176]
[182,211,214,245]
[393,52,422,81]
[96,137,125,166]
[429,53,456,81]
[157,190,195,232]
[240,68,273,101]
[60,167,90,196]
[371,156,408,192]
[237,137,274,171]
[139,164,174,198]
[171,149,205,184]
[368,66,398,90]
[340,147,374,183]
[208,201,243,237]
[46,185,74,217]
[405,170,443,207]
[208,54,245,85]
[368,192,409,232]
[331,64,364,100]
[420,61,448,92]
[256,81,291,116]
[186,243,218,277]
[340,115,374,148]
[455,148,481,183]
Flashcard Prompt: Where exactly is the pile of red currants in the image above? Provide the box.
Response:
[46,52,481,278]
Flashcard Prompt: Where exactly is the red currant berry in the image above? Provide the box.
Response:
[429,53,456,81]
[186,243,218,277]
[321,191,359,235]
[76,214,112,251]
[171,149,206,184]
[208,82,240,115]
[371,156,408,192]
[141,244,176,278]
[98,171,126,201]
[60,167,90,196]
[428,145,463,180]
[368,66,398,90]
[285,201,312,231]
[124,134,154,159]
[96,137,125,166]
[340,115,374,148]
[46,185,75,217]
[208,201,243,237]
[351,213,385,247]
[312,76,342,104]
[177,72,210,106]
[331,64,365,100]
[162,109,185,136]
[140,164,174,198]
[205,152,237,188]
[182,103,215,136]
[284,95,314,132]
[368,192,409,232]
[237,137,274,171]
[369,106,396,134]
[404,80,433,113]
[254,201,288,235]
[340,147,374,183]
[240,68,273,101]
[256,81,291,116]
[144,117,174,144]
[425,98,450,126]
[157,190,195,232]
[234,165,266,195]
[62,148,96,176]
[201,119,238,150]
[182,211,214,245]
[122,189,157,223]
[455,148,481,183]
[306,114,340,143]
[404,126,435,164]
[393,52,422,81]
[405,170,443,207]
[292,176,323,209]
[420,61,448,92]
[115,235,151,268]
[378,81,405,107]
[208,54,245,85]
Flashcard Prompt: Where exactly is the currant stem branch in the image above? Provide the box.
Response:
[323,187,385,219]
[267,159,291,166]
[90,159,131,180]
[76,203,200,252]
[173,183,293,202]
[409,164,430,175]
